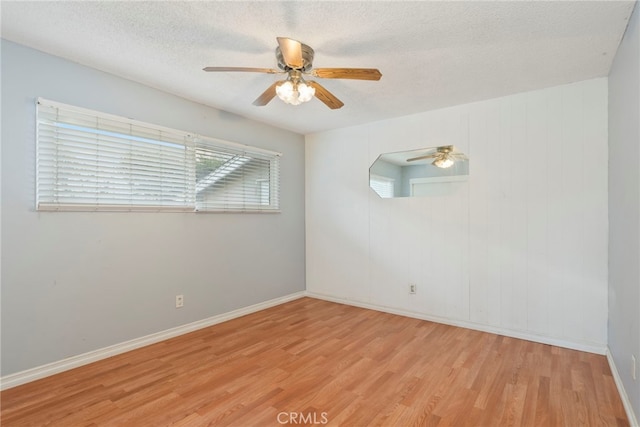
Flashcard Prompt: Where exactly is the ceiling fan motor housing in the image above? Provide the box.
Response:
[276,43,315,71]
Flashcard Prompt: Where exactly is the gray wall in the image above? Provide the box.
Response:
[0,40,306,376]
[608,3,640,420]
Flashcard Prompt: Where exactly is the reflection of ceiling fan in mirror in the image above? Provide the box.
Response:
[406,145,468,168]
[203,37,382,109]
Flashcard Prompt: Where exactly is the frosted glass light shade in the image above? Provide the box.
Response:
[276,80,315,105]
[298,83,315,102]
[433,155,454,168]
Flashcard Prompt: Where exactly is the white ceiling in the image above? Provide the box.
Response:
[1,1,635,135]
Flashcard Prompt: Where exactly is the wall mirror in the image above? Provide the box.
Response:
[369,145,469,198]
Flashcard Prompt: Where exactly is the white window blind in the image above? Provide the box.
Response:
[370,174,395,198]
[36,98,281,213]
[37,99,196,211]
[195,137,280,212]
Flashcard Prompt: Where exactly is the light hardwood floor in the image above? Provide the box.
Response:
[1,297,629,426]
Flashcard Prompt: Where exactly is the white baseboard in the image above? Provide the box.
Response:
[305,292,608,355]
[0,291,306,391]
[1,290,613,393]
[607,349,640,427]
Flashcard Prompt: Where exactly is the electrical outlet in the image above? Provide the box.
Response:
[409,283,417,294]
[175,294,184,308]
[633,355,637,380]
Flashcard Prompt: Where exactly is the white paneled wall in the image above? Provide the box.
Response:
[306,78,608,352]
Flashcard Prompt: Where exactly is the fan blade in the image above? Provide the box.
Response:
[277,37,303,69]
[308,81,344,109]
[252,82,279,106]
[407,154,438,162]
[311,68,382,81]
[203,67,280,74]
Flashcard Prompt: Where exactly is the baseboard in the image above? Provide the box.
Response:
[305,292,608,355]
[0,291,306,391]
[607,349,640,427]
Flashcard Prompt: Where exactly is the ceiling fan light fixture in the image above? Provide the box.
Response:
[432,155,454,168]
[276,78,315,106]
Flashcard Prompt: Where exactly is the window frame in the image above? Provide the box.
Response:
[35,98,282,213]
[193,136,281,213]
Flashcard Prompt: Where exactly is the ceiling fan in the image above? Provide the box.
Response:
[406,146,468,169]
[203,37,382,109]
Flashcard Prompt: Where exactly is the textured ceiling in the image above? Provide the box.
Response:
[1,1,635,135]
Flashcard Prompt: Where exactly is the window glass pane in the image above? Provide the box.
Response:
[194,139,280,212]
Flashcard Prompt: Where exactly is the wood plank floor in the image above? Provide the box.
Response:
[1,297,629,426]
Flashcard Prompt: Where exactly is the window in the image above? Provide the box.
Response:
[194,137,280,212]
[369,174,395,198]
[36,98,281,212]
